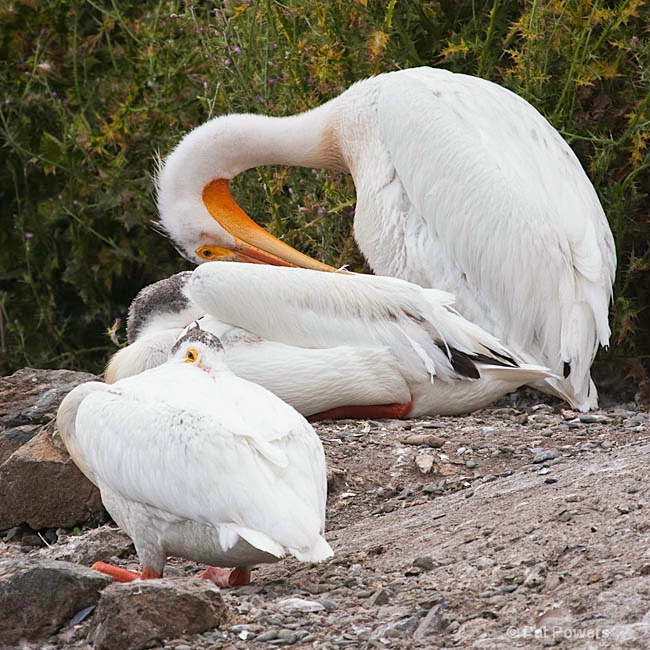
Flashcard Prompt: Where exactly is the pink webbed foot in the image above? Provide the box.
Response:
[308,400,413,422]
[198,566,252,587]
[92,561,161,582]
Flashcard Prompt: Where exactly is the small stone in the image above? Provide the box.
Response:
[21,533,46,547]
[318,598,338,610]
[413,604,443,639]
[536,604,573,629]
[402,433,445,448]
[482,474,496,483]
[466,460,477,470]
[545,573,561,590]
[516,413,529,424]
[600,440,613,449]
[523,572,545,588]
[367,588,391,606]
[617,504,631,515]
[277,629,298,644]
[256,629,279,641]
[90,578,227,650]
[413,556,435,571]
[405,566,423,576]
[3,526,22,542]
[415,452,435,474]
[69,604,96,626]
[447,620,460,633]
[579,413,611,424]
[532,449,557,464]
[276,597,325,613]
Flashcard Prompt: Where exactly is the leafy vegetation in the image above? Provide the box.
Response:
[1,0,649,390]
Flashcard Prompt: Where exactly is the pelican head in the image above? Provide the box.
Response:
[169,324,225,375]
[156,114,338,271]
[127,271,201,343]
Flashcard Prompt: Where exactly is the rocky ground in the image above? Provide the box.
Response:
[1,369,650,649]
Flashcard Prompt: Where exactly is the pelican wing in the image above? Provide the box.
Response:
[374,68,615,405]
[75,364,329,560]
[57,381,112,484]
[190,262,523,383]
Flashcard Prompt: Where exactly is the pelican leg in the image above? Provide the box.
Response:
[198,566,252,587]
[92,561,162,582]
[308,401,413,422]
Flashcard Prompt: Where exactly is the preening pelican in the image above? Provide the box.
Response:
[156,67,616,412]
[58,326,332,586]
[107,262,553,418]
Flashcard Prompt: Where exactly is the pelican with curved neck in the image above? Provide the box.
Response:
[156,67,616,412]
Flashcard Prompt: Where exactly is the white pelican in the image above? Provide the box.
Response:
[106,262,553,418]
[57,326,332,586]
[156,67,616,412]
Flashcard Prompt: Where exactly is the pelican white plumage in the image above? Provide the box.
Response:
[107,262,554,418]
[156,67,616,412]
[57,326,332,586]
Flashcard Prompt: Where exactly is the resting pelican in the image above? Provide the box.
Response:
[106,262,553,418]
[156,67,616,412]
[57,326,332,586]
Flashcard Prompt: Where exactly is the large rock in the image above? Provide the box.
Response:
[0,427,103,530]
[0,368,104,530]
[0,558,111,646]
[90,578,228,650]
[0,368,96,464]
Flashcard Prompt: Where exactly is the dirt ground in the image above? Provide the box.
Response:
[3,392,650,649]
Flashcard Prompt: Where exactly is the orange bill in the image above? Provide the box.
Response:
[200,179,337,271]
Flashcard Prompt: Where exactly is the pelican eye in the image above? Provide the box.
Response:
[184,347,199,363]
[196,246,215,260]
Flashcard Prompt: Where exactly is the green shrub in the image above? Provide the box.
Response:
[1,0,648,389]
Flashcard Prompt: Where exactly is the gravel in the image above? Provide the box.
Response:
[1,395,649,649]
